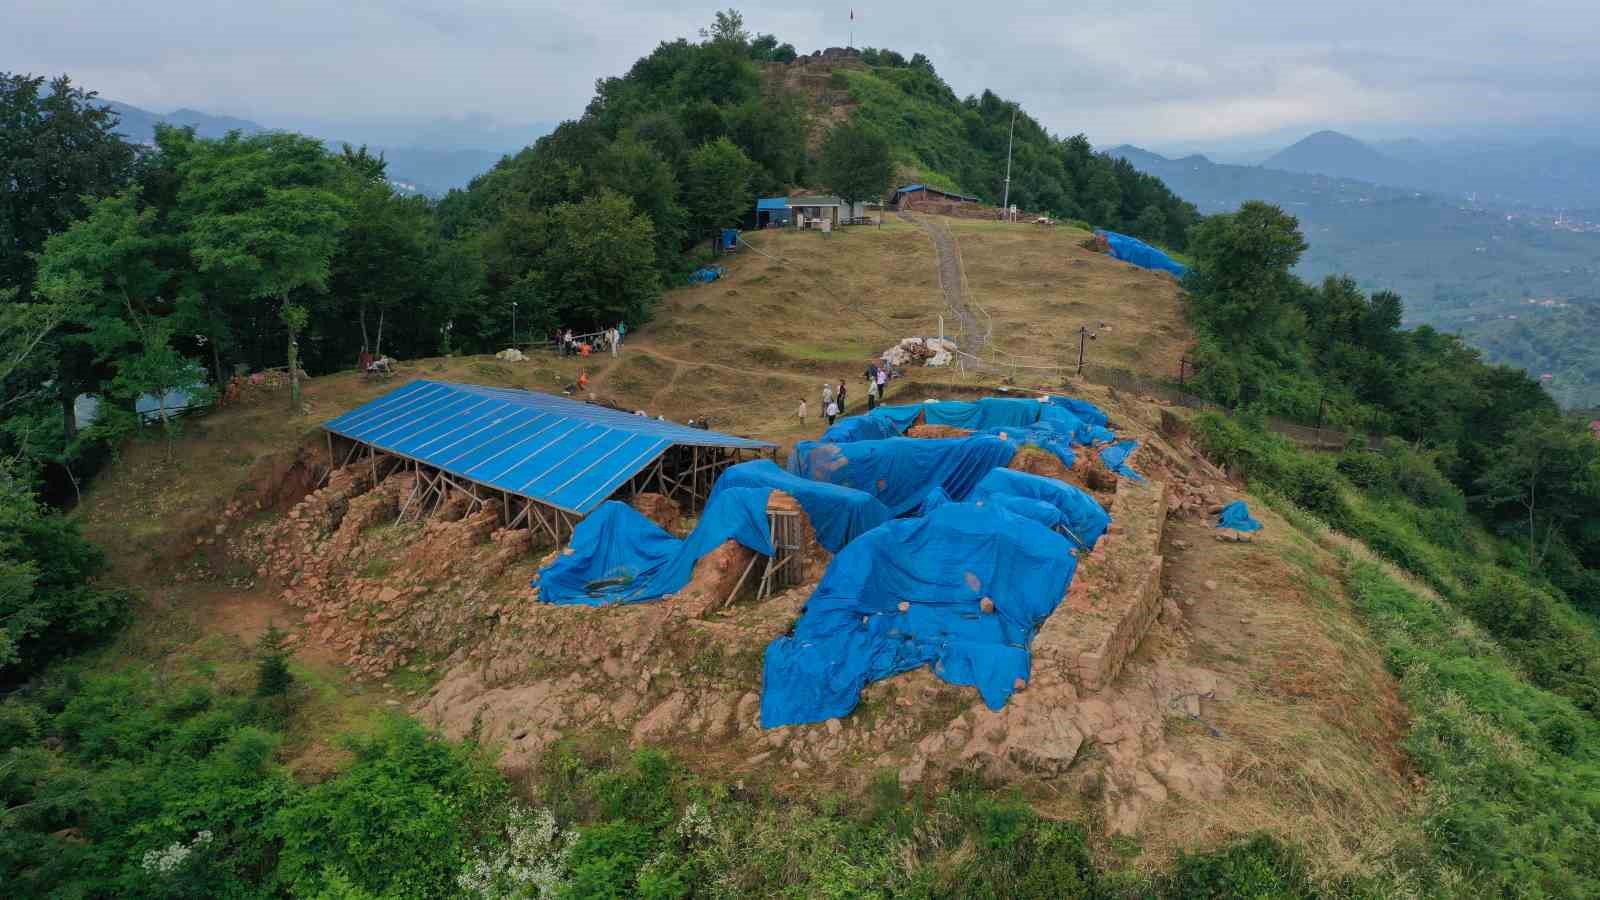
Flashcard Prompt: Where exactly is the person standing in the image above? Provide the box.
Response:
[797,398,808,426]
[616,321,627,346]
[825,398,839,426]
[821,383,833,411]
[607,326,619,356]
[876,365,888,400]
[836,379,847,414]
[866,379,877,411]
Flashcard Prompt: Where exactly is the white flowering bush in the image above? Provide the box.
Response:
[141,829,213,876]
[457,806,576,899]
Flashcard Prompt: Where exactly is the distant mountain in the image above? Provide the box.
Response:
[105,101,265,143]
[100,98,526,195]
[1106,143,1600,406]
[1250,129,1600,211]
[1263,130,1419,189]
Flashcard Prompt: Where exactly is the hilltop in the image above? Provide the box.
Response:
[62,216,1420,878]
[11,20,1600,897]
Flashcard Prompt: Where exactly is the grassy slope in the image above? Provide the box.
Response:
[66,217,1429,879]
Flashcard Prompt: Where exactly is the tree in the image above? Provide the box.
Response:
[1475,416,1600,566]
[0,468,128,682]
[524,192,661,330]
[109,322,210,461]
[178,133,351,410]
[818,121,894,211]
[682,138,756,238]
[1185,201,1308,349]
[700,9,749,46]
[0,74,136,305]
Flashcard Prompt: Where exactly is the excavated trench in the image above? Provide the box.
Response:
[218,416,1246,834]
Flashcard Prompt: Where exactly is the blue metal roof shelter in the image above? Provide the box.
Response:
[324,380,774,521]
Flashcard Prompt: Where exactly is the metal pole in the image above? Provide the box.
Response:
[1001,105,1017,219]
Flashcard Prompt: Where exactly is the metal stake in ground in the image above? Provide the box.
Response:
[1075,324,1098,375]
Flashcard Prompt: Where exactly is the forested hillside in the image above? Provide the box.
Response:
[842,50,1199,250]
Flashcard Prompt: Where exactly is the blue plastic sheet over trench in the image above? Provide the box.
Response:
[538,489,775,605]
[1098,440,1144,482]
[1097,229,1188,277]
[969,468,1111,550]
[709,460,891,552]
[786,435,1019,516]
[1217,500,1263,532]
[761,502,1078,728]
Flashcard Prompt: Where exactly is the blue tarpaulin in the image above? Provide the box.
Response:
[1097,229,1188,278]
[821,413,903,444]
[689,265,726,284]
[968,468,1110,551]
[708,460,891,553]
[760,501,1078,728]
[821,396,1115,447]
[1217,500,1263,532]
[538,488,776,605]
[1043,394,1110,428]
[786,436,1019,517]
[1098,440,1144,482]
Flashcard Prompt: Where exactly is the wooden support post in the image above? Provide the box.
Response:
[726,551,762,610]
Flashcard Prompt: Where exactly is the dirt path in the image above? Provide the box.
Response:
[899,212,987,356]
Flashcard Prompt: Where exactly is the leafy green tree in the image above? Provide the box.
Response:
[1185,201,1309,349]
[1,75,137,451]
[0,471,128,681]
[0,74,136,304]
[31,191,175,452]
[527,192,661,329]
[177,133,351,410]
[109,322,210,461]
[818,121,894,211]
[1475,416,1600,566]
[272,716,508,899]
[682,138,756,238]
[593,137,686,267]
[699,9,749,46]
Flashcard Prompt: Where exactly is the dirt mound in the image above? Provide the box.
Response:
[905,423,972,439]
[632,492,683,534]
[1007,446,1070,479]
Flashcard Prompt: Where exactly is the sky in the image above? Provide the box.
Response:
[7,0,1600,153]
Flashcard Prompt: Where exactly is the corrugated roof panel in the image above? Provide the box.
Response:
[324,380,774,514]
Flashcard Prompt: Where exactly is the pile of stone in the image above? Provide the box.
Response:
[881,336,958,368]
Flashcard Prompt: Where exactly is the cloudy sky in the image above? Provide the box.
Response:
[7,0,1598,153]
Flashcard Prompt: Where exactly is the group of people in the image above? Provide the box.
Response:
[799,362,893,428]
[557,322,627,357]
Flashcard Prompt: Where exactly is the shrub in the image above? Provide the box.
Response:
[1335,450,1390,491]
[272,716,510,899]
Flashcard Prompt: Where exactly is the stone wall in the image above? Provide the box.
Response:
[1033,476,1167,693]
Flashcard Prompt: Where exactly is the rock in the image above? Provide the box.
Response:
[1203,579,1218,591]
[899,756,927,784]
